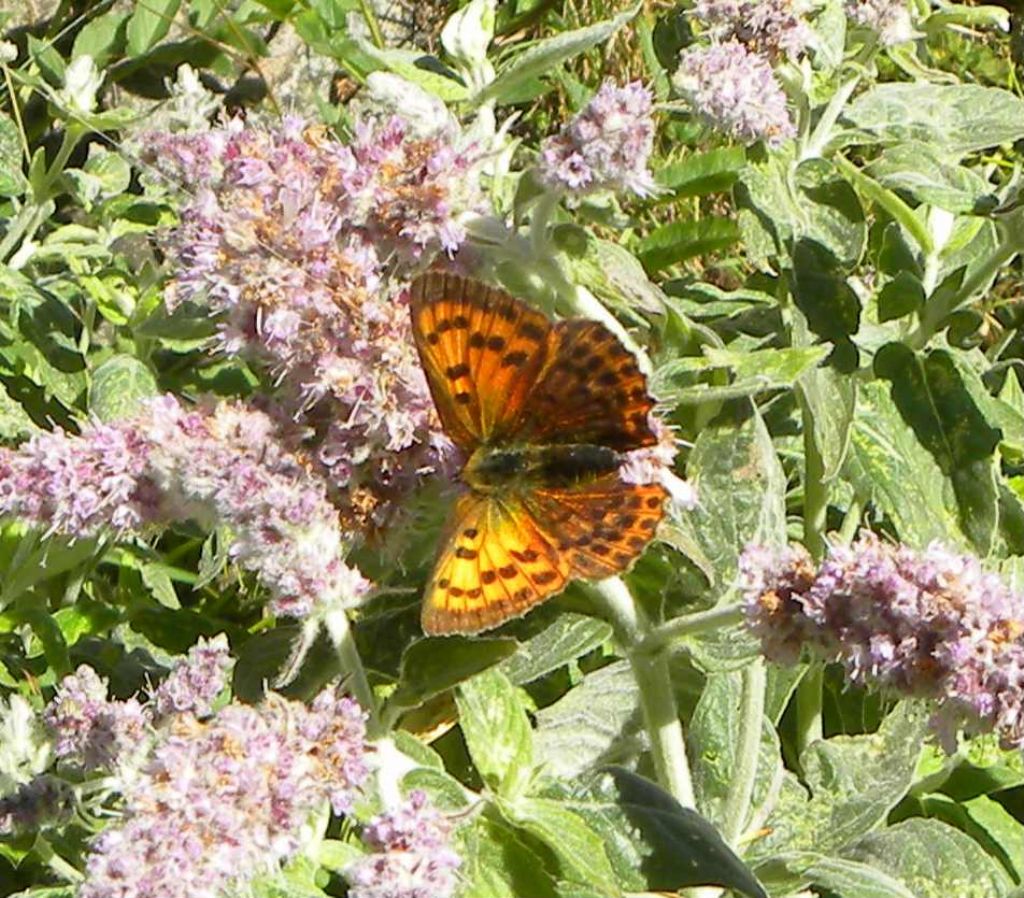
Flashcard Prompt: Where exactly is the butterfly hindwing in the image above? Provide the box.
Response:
[409,271,552,451]
[422,492,571,636]
[525,476,668,581]
[521,319,659,451]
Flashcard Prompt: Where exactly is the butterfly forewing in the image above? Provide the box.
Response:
[522,318,659,451]
[409,271,552,450]
[422,492,571,635]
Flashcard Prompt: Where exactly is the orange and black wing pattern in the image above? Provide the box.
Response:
[409,270,552,451]
[520,318,659,451]
[421,492,572,635]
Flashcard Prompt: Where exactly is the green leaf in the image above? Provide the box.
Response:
[878,270,926,322]
[842,818,1013,898]
[500,796,618,896]
[72,11,130,67]
[84,149,132,197]
[845,383,965,547]
[0,114,27,198]
[637,217,740,273]
[802,856,918,898]
[571,768,768,898]
[389,636,519,710]
[89,355,159,422]
[476,6,638,105]
[316,838,365,872]
[790,239,861,341]
[533,659,641,779]
[500,612,611,685]
[747,703,929,862]
[457,667,533,798]
[126,0,183,55]
[688,670,782,837]
[685,403,787,586]
[798,363,856,482]
[53,601,121,646]
[343,39,469,102]
[874,344,1001,553]
[458,816,561,898]
[655,147,746,197]
[844,83,1024,156]
[868,142,999,213]
[562,236,665,318]
[0,381,38,441]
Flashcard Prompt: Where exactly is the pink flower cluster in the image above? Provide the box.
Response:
[142,115,476,514]
[348,789,462,898]
[539,80,658,197]
[693,0,814,60]
[0,397,368,619]
[79,688,370,898]
[741,533,1024,750]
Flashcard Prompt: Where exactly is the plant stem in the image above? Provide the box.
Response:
[592,577,696,808]
[721,659,766,847]
[323,608,379,731]
[838,497,863,545]
[795,663,824,753]
[798,386,827,561]
[639,603,745,655]
[36,838,83,882]
[357,0,387,49]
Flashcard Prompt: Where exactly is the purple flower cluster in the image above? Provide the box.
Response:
[347,790,462,898]
[0,397,369,619]
[42,666,148,773]
[80,687,370,898]
[142,115,474,512]
[741,533,1024,750]
[0,423,158,537]
[152,635,232,719]
[676,41,796,147]
[845,0,915,45]
[693,0,814,60]
[538,80,658,197]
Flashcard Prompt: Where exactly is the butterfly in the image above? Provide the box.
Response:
[410,269,667,636]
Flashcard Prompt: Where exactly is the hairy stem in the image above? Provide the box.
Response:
[795,663,824,754]
[592,577,696,808]
[639,603,745,655]
[721,659,766,847]
[323,608,379,731]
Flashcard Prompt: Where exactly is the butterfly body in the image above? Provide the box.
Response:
[462,443,622,493]
[410,270,668,636]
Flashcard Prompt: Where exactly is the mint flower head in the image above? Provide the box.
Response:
[693,0,815,60]
[539,80,659,197]
[741,534,1024,751]
[152,635,233,720]
[79,687,369,898]
[674,40,796,147]
[347,790,462,898]
[845,0,915,45]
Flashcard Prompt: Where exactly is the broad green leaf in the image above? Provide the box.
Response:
[869,142,998,213]
[476,6,638,105]
[638,217,740,273]
[458,816,561,898]
[389,636,518,710]
[126,0,183,55]
[747,703,929,862]
[687,670,782,838]
[402,767,473,811]
[842,818,1012,898]
[500,612,611,685]
[685,403,787,585]
[802,856,918,898]
[562,235,665,317]
[877,270,926,322]
[500,796,618,896]
[72,11,130,67]
[655,147,746,197]
[653,346,828,405]
[791,239,861,341]
[845,383,965,547]
[0,114,26,198]
[316,838,364,872]
[344,37,469,102]
[874,344,1000,553]
[89,355,159,422]
[844,83,1024,156]
[53,601,120,646]
[533,659,641,779]
[457,668,533,798]
[798,362,856,482]
[0,381,38,441]
[568,768,768,898]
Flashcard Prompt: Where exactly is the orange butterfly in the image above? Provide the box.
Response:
[410,269,667,636]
